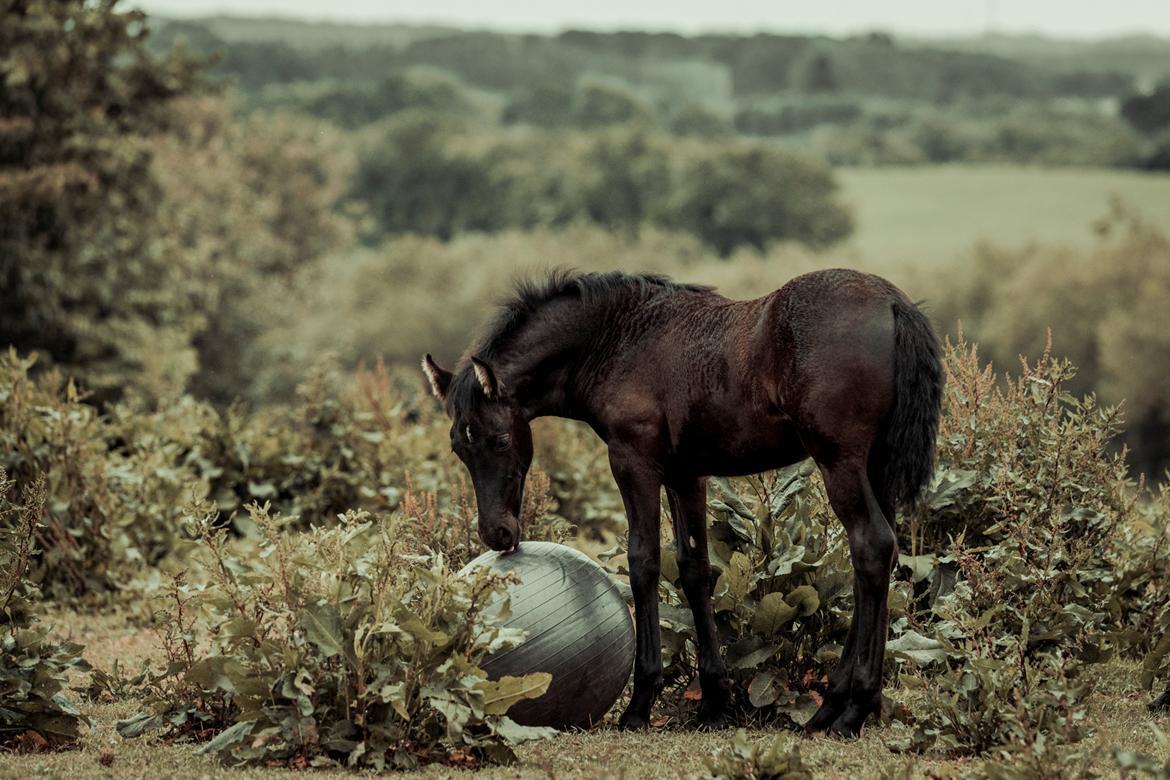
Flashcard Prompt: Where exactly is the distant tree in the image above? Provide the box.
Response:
[1050,70,1133,98]
[294,70,475,128]
[666,142,852,255]
[578,127,671,233]
[572,80,653,128]
[152,98,355,403]
[800,53,840,94]
[911,117,972,163]
[217,42,315,90]
[1121,83,1170,135]
[0,0,205,400]
[713,34,810,95]
[502,83,575,128]
[669,103,731,137]
[734,103,862,136]
[351,112,500,241]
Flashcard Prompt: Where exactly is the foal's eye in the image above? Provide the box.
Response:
[493,434,512,452]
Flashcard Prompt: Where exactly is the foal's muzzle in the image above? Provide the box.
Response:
[480,514,521,553]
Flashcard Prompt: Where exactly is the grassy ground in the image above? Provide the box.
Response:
[836,165,1170,269]
[2,611,1167,780]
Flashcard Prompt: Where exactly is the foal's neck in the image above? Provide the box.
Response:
[491,295,614,423]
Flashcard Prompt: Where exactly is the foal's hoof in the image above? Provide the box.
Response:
[618,710,651,731]
[827,702,876,739]
[695,708,731,731]
[695,682,732,730]
[1150,691,1170,712]
[802,702,843,737]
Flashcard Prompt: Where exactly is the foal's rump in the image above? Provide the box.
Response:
[767,269,943,511]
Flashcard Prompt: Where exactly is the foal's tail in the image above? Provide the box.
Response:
[882,297,944,512]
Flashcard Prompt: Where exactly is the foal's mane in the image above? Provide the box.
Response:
[474,270,712,360]
[447,270,711,408]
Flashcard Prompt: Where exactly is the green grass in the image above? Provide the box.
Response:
[836,165,1170,269]
[3,611,1167,780]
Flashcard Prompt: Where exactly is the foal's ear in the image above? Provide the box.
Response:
[421,354,453,401]
[470,356,501,399]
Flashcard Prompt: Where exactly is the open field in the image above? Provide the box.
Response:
[1,612,1166,780]
[837,166,1170,268]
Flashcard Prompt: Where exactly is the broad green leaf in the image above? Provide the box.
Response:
[748,670,779,708]
[116,712,161,738]
[785,585,820,617]
[300,602,346,659]
[886,630,947,666]
[726,552,752,601]
[751,592,798,635]
[493,716,558,743]
[897,553,936,584]
[393,606,450,647]
[184,656,243,693]
[729,642,781,670]
[196,720,256,755]
[476,673,553,715]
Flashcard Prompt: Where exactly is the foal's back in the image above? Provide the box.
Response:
[596,269,902,474]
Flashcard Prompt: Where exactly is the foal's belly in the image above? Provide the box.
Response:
[671,414,807,477]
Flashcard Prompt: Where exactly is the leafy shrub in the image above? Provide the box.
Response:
[0,468,91,750]
[0,347,573,601]
[644,465,851,726]
[118,502,555,769]
[0,351,198,599]
[697,729,812,780]
[888,639,1091,758]
[901,337,1135,661]
[932,204,1170,478]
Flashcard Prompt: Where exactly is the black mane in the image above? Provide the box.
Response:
[474,270,711,361]
[446,270,711,410]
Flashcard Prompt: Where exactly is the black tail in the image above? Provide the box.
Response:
[883,297,944,511]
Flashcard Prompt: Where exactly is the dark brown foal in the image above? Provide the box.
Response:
[424,268,942,736]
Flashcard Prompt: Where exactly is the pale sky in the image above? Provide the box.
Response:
[137,0,1170,39]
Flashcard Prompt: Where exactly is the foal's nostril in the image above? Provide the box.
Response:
[496,525,514,551]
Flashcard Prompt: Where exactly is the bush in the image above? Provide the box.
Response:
[571,79,653,128]
[1122,83,1170,135]
[698,729,812,780]
[932,204,1170,477]
[0,351,198,599]
[635,465,851,727]
[150,97,355,404]
[0,349,570,600]
[0,469,91,751]
[117,503,555,769]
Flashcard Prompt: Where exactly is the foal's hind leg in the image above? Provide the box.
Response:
[667,478,731,726]
[804,459,896,737]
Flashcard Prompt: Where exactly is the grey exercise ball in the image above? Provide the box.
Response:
[459,541,635,730]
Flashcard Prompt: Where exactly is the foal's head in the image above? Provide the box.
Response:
[422,353,533,552]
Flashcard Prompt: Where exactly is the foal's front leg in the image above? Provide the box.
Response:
[609,445,664,729]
